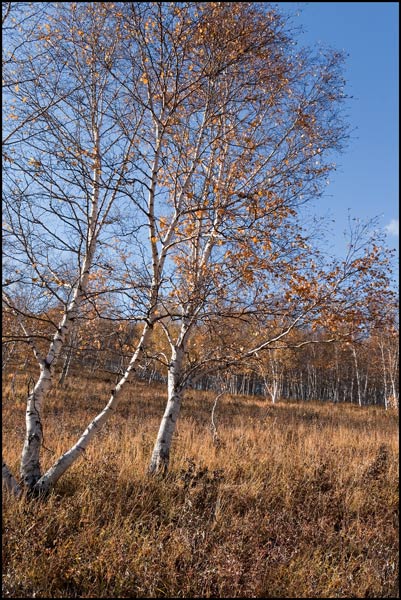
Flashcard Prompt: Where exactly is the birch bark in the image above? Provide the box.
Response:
[148,346,184,474]
[352,345,362,407]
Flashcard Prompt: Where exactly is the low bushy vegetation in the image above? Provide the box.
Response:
[2,371,399,598]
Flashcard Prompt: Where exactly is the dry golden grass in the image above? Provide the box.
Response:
[2,369,399,598]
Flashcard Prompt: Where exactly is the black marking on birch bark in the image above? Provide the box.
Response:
[160,447,169,460]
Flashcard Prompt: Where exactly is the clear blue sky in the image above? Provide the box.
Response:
[276,2,399,258]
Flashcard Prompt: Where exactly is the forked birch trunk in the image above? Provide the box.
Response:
[58,332,76,387]
[148,346,184,474]
[20,253,95,491]
[33,323,151,495]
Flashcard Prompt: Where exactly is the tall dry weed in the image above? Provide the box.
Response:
[2,370,399,597]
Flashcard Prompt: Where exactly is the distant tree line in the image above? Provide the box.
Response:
[4,305,398,409]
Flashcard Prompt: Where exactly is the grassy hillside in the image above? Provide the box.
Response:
[2,371,399,598]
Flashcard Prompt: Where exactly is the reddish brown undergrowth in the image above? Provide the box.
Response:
[2,370,399,598]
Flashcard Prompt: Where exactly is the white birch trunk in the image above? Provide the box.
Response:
[352,346,362,407]
[58,330,76,387]
[20,365,52,489]
[334,346,340,403]
[388,345,399,409]
[211,391,224,445]
[271,379,280,404]
[148,346,184,474]
[379,341,389,409]
[269,351,282,404]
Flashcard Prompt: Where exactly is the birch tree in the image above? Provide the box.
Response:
[131,3,394,472]
[2,2,150,495]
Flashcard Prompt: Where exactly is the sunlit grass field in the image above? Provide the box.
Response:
[2,370,399,598]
